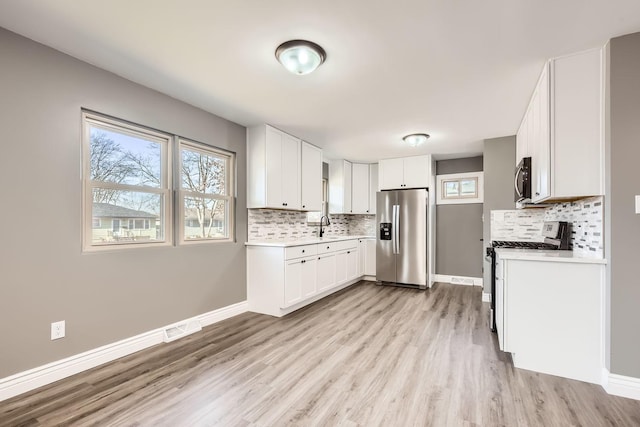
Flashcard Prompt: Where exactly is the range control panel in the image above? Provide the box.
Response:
[379,223,392,240]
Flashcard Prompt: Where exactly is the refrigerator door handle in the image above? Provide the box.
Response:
[393,204,400,254]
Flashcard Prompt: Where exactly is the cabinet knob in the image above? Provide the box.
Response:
[347,251,350,254]
[327,246,330,249]
[282,203,286,206]
[302,205,306,208]
[366,210,369,213]
[535,192,540,196]
[302,249,305,253]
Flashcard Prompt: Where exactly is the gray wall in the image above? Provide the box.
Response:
[0,28,247,377]
[482,136,516,292]
[608,31,640,378]
[435,156,483,278]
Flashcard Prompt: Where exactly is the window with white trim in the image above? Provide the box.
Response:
[179,138,235,243]
[82,112,171,249]
[436,172,484,205]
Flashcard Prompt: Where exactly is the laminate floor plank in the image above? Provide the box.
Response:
[2,281,640,426]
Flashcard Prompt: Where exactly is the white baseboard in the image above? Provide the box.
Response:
[434,274,483,287]
[602,368,640,400]
[362,275,376,282]
[482,292,491,303]
[0,300,248,403]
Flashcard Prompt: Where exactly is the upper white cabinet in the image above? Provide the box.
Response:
[379,155,432,190]
[517,48,604,203]
[329,160,352,214]
[369,164,378,215]
[330,161,378,214]
[247,125,323,211]
[301,141,323,211]
[352,163,370,214]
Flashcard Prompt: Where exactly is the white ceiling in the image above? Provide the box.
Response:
[1,1,640,162]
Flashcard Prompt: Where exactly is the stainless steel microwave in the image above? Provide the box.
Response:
[514,157,531,202]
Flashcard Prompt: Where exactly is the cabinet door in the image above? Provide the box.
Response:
[281,133,301,209]
[344,161,353,213]
[335,251,348,285]
[532,65,551,202]
[364,239,376,276]
[351,163,370,214]
[301,257,318,299]
[346,249,358,281]
[317,254,336,292]
[358,240,366,276]
[495,257,505,351]
[379,158,404,190]
[403,155,430,188]
[265,127,283,208]
[369,163,378,214]
[301,142,322,211]
[284,259,303,307]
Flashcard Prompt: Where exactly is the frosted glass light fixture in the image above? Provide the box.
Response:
[403,133,430,147]
[276,40,326,75]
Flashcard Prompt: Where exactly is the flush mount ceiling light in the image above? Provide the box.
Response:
[275,40,326,75]
[403,133,430,147]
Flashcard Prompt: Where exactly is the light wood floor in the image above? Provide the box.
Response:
[2,281,640,426]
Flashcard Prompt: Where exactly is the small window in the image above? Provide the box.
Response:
[82,112,171,250]
[179,138,235,243]
[436,172,484,205]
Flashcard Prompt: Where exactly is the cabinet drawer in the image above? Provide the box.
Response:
[285,244,318,260]
[318,239,357,254]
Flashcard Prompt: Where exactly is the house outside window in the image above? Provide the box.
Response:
[436,172,484,205]
[82,112,171,250]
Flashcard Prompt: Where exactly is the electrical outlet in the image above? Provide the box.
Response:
[51,320,65,340]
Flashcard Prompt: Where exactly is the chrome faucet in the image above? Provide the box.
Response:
[319,215,331,238]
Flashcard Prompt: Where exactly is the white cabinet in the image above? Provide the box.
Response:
[301,141,323,211]
[359,238,376,277]
[329,160,353,214]
[346,249,358,282]
[369,164,378,215]
[379,155,432,190]
[516,48,604,203]
[495,253,604,384]
[351,163,370,214]
[364,239,376,276]
[247,124,301,210]
[247,239,363,317]
[330,161,378,214]
[317,253,336,292]
[358,239,366,276]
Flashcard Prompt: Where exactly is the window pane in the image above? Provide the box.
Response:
[89,125,162,188]
[184,197,227,240]
[181,148,226,195]
[460,179,477,196]
[444,181,459,197]
[92,189,163,244]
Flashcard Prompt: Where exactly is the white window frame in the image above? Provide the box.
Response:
[82,111,172,251]
[436,172,484,205]
[177,138,235,244]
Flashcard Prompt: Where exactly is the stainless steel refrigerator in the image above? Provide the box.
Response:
[376,189,428,289]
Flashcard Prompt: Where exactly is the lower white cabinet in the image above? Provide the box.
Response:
[317,253,336,292]
[248,238,366,317]
[358,238,376,277]
[495,253,605,384]
[284,256,317,307]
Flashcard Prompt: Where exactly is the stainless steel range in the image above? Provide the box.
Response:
[487,221,571,331]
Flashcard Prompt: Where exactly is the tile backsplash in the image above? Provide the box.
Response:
[247,209,376,241]
[490,196,604,257]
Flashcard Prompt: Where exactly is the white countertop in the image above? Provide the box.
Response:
[495,248,607,264]
[245,235,375,248]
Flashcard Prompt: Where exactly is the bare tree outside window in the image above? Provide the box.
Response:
[179,140,234,242]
